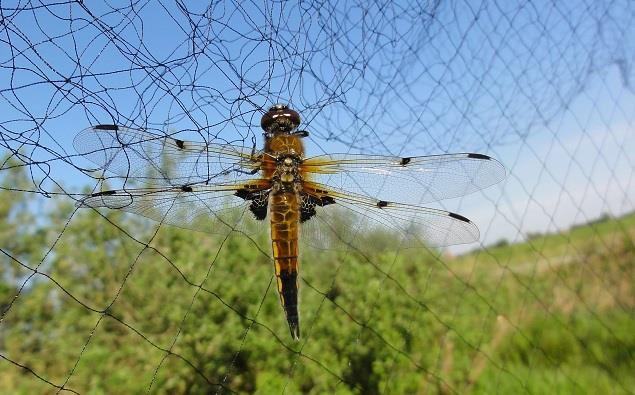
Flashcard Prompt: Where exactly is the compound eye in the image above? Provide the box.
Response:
[261,105,301,132]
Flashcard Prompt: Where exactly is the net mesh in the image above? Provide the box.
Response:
[0,1,633,394]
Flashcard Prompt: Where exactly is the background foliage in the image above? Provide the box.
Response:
[1,158,633,394]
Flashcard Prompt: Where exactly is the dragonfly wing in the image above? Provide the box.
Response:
[300,181,479,249]
[77,182,270,236]
[301,153,505,205]
[74,125,262,186]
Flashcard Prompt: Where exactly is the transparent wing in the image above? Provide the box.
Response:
[301,153,505,205]
[77,183,268,236]
[301,181,479,249]
[74,125,262,186]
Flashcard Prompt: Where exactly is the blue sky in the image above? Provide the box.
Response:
[1,0,633,253]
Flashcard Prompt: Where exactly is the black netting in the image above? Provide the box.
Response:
[1,1,634,394]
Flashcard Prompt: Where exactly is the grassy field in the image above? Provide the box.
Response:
[440,212,635,394]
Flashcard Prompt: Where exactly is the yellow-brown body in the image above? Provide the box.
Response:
[270,191,301,338]
[262,123,305,339]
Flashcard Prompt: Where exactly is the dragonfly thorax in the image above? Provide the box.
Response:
[273,154,302,190]
[280,172,294,183]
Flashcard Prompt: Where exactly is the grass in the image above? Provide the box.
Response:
[433,212,635,393]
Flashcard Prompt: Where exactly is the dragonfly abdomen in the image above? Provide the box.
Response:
[270,191,301,340]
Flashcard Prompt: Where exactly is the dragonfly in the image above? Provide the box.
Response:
[73,104,505,340]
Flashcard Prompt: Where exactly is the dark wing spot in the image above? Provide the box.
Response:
[317,196,335,206]
[300,206,316,222]
[249,192,269,220]
[300,194,336,222]
[235,189,270,220]
[400,157,412,166]
[91,190,117,197]
[377,200,389,208]
[448,212,471,223]
[467,153,491,160]
[180,185,193,192]
[174,139,185,149]
[300,194,317,222]
[250,202,267,220]
[94,124,118,131]
[235,189,251,200]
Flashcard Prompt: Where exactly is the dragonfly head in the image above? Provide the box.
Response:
[261,104,301,134]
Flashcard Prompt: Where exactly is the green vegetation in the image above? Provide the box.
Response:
[0,162,633,394]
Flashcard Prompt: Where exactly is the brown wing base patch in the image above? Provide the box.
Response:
[300,193,335,222]
[235,189,270,220]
